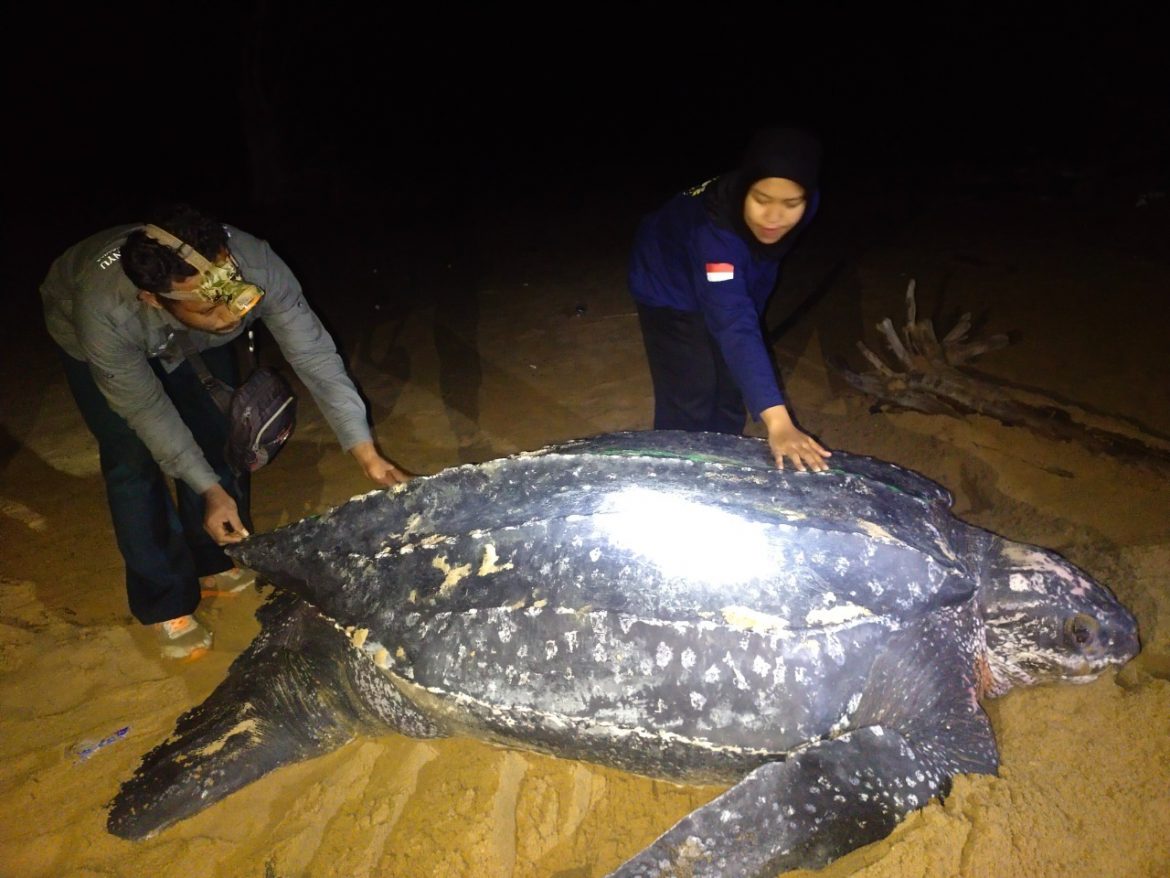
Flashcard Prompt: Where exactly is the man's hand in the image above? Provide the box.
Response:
[350,440,413,486]
[760,404,832,472]
[203,483,250,544]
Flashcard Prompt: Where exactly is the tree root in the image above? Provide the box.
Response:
[828,280,1170,475]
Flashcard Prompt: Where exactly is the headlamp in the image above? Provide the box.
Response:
[187,257,265,318]
[142,224,266,318]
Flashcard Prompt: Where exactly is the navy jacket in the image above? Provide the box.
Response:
[628,178,818,417]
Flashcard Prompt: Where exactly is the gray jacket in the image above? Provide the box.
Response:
[40,223,373,493]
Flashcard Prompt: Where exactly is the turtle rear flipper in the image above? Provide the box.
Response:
[605,725,949,878]
[108,591,443,841]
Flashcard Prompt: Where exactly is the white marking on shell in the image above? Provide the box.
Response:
[703,664,721,683]
[589,547,601,562]
[432,555,472,593]
[1009,571,1041,592]
[861,519,893,547]
[681,648,697,671]
[722,652,748,690]
[545,641,558,660]
[806,602,874,627]
[772,659,788,685]
[823,633,846,664]
[477,543,514,576]
[721,605,790,633]
[564,630,579,652]
[590,614,610,641]
[690,692,707,711]
[606,706,641,726]
[829,692,864,734]
[496,615,516,644]
[655,642,673,668]
[751,655,771,678]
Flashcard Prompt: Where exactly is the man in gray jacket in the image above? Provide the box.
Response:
[40,203,409,659]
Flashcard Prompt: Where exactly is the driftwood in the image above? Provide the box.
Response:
[829,280,1170,475]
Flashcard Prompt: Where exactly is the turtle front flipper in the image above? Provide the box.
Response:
[108,590,444,841]
[607,606,1001,878]
[604,725,946,878]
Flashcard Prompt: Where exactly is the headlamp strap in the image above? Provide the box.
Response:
[141,224,216,274]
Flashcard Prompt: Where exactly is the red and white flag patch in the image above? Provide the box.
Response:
[705,262,734,282]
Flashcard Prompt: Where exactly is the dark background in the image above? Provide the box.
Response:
[7,3,1169,347]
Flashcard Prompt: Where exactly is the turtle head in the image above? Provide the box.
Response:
[979,538,1140,696]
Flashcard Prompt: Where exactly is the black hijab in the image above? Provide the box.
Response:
[704,126,822,258]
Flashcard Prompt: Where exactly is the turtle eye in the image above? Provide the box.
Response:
[1064,613,1099,649]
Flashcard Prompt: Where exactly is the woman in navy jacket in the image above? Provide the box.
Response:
[628,127,832,472]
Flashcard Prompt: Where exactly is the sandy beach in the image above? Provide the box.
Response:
[3,142,1169,877]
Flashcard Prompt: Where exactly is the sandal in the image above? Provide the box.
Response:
[154,614,213,660]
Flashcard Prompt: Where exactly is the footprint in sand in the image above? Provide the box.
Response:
[0,497,48,532]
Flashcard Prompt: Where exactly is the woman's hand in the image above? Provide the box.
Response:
[760,405,832,472]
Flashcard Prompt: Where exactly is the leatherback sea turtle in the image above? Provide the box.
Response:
[107,430,1139,876]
